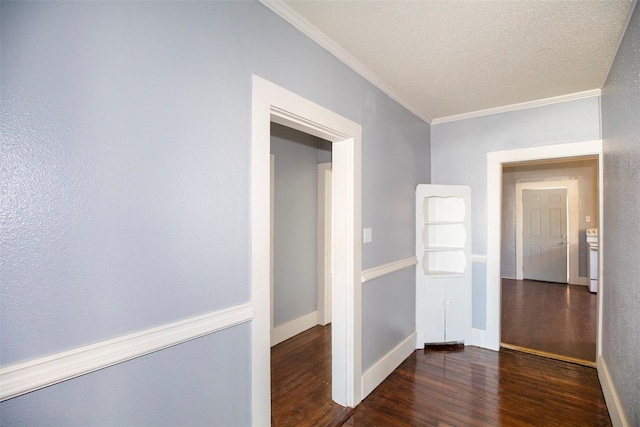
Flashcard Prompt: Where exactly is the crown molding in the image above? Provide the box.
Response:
[259,0,433,125]
[431,89,602,125]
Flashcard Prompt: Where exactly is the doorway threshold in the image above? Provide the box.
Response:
[500,343,596,368]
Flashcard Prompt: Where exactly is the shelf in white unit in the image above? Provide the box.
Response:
[421,250,466,275]
[424,221,464,225]
[422,196,466,222]
[423,270,464,278]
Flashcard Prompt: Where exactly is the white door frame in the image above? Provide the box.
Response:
[251,75,362,424]
[318,162,332,326]
[485,140,603,354]
[516,180,582,285]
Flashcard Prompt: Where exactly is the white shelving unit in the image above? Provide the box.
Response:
[416,184,471,347]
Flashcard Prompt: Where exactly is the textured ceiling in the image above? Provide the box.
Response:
[271,0,635,123]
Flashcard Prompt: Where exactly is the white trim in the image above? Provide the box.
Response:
[271,311,320,347]
[598,355,630,427]
[317,163,332,326]
[470,328,488,348]
[270,154,275,329]
[472,254,487,262]
[515,180,583,286]
[597,142,604,358]
[0,302,253,402]
[258,0,431,125]
[485,140,603,352]
[361,332,416,399]
[432,89,601,125]
[361,256,417,283]
[252,75,362,422]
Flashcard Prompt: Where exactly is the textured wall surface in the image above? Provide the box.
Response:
[0,325,251,426]
[0,1,429,423]
[362,267,415,371]
[501,159,598,279]
[431,97,601,328]
[270,124,330,325]
[601,2,640,425]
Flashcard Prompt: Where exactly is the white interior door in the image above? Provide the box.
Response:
[522,188,568,283]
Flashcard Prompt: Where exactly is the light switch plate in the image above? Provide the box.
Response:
[586,216,591,223]
[363,228,373,243]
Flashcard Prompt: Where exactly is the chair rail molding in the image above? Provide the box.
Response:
[0,302,253,402]
[361,256,418,283]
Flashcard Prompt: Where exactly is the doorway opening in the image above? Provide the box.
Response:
[269,123,332,344]
[251,75,363,425]
[499,157,599,364]
[269,123,339,423]
[485,140,603,360]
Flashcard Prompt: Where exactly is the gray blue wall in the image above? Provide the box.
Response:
[270,124,330,326]
[431,97,601,329]
[0,1,429,424]
[601,2,640,425]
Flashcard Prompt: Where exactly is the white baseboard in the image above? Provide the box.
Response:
[361,332,417,399]
[598,355,630,426]
[571,277,589,287]
[469,328,500,350]
[270,311,319,347]
[0,302,253,402]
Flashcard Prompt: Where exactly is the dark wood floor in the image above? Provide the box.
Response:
[501,278,597,364]
[271,324,352,426]
[271,324,611,426]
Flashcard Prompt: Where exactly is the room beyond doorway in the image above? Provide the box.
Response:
[501,278,597,365]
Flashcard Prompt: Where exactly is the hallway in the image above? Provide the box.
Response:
[501,278,597,365]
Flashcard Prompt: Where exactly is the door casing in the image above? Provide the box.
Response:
[318,163,332,326]
[485,140,603,355]
[251,75,362,424]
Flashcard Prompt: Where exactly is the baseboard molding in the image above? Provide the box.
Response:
[0,302,253,402]
[361,256,417,283]
[471,328,490,349]
[271,310,319,347]
[361,332,417,399]
[598,355,630,426]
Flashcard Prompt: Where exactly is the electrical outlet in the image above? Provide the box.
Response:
[363,228,373,243]
[586,216,591,223]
